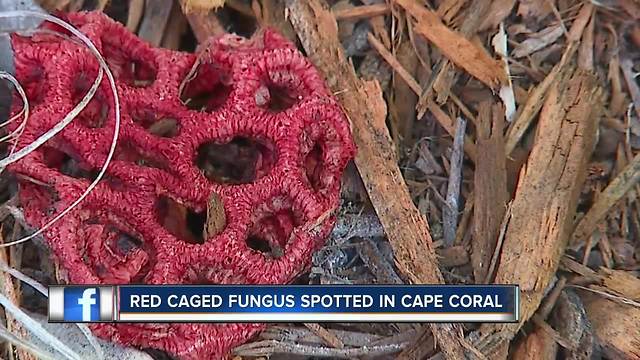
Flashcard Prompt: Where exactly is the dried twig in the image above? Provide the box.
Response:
[234,339,408,358]
[303,323,345,349]
[442,117,465,247]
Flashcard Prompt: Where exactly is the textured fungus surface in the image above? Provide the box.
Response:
[8,12,355,359]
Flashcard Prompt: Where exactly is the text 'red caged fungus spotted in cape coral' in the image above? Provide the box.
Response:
[8,11,355,359]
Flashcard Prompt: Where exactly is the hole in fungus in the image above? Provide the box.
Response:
[156,195,206,244]
[115,142,169,170]
[87,225,152,284]
[72,72,110,128]
[247,197,304,258]
[42,147,98,180]
[217,5,257,38]
[195,137,276,184]
[180,62,232,112]
[130,108,180,138]
[115,231,143,254]
[255,82,300,112]
[246,235,273,253]
[304,143,324,192]
[101,34,157,87]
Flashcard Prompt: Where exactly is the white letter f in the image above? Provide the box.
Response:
[78,288,97,321]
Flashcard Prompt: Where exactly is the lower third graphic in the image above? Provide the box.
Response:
[48,286,114,322]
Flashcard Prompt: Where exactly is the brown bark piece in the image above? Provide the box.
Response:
[478,0,516,31]
[511,326,558,360]
[285,1,465,358]
[597,268,640,301]
[581,292,640,359]
[333,3,390,21]
[138,0,174,47]
[179,0,227,42]
[203,191,226,240]
[161,1,189,50]
[393,0,508,91]
[181,0,225,14]
[480,68,604,345]
[571,152,640,246]
[472,102,508,283]
[432,0,492,103]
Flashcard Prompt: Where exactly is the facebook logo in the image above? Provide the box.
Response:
[49,286,114,322]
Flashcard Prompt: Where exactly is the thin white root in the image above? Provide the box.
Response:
[0,10,121,248]
[0,292,83,360]
[0,71,29,167]
[0,324,59,360]
[0,259,105,360]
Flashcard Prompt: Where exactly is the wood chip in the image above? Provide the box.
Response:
[126,0,145,32]
[333,3,390,21]
[203,191,225,240]
[430,0,492,103]
[179,0,227,41]
[512,23,564,59]
[285,1,466,358]
[571,150,640,247]
[138,0,174,47]
[393,0,508,91]
[472,102,507,283]
[480,68,603,345]
[365,32,477,161]
[161,1,189,50]
[181,0,226,14]
[511,326,558,360]
[580,291,640,359]
[597,268,640,301]
[478,0,516,31]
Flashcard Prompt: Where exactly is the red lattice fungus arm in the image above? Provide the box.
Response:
[8,12,355,359]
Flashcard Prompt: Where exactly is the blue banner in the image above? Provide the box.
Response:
[114,285,518,323]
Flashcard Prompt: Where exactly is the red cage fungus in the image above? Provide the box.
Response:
[8,12,355,359]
